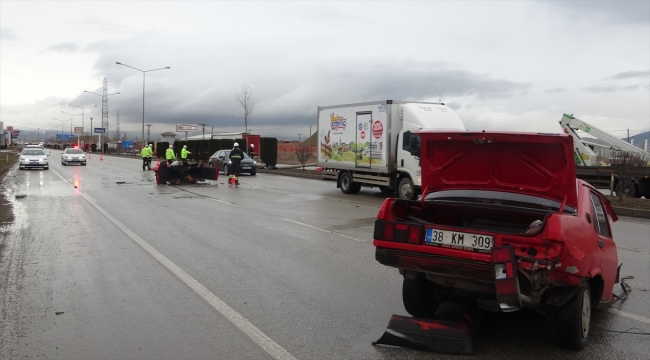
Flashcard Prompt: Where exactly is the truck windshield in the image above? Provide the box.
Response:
[423,190,576,214]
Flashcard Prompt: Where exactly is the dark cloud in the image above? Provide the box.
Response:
[0,26,16,40]
[606,70,650,80]
[75,32,532,136]
[42,41,79,53]
[538,0,650,25]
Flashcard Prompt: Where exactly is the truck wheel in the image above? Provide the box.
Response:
[398,177,417,200]
[615,182,637,198]
[379,186,394,194]
[340,172,361,194]
[402,276,439,318]
[557,284,591,350]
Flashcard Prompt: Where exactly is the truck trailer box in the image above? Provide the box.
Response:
[317,100,465,173]
[317,100,465,199]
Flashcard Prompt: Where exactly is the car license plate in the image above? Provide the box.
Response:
[30,162,38,165]
[242,166,251,170]
[425,228,493,253]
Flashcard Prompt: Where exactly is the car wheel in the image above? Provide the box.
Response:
[379,185,394,194]
[557,284,591,350]
[402,276,440,318]
[82,162,87,166]
[19,166,24,170]
[250,171,256,176]
[44,166,49,170]
[398,177,418,200]
[223,165,228,175]
[62,161,66,166]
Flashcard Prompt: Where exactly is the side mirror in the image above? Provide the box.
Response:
[407,134,420,158]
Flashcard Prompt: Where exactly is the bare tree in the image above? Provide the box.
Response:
[611,151,649,201]
[295,146,314,170]
[234,84,255,134]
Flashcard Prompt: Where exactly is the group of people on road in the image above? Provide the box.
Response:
[164,145,192,166]
[158,142,250,185]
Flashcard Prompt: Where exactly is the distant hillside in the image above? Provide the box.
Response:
[301,131,318,147]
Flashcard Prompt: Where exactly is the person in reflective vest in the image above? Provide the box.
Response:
[141,144,153,170]
[181,145,192,166]
[228,142,245,185]
[166,145,176,164]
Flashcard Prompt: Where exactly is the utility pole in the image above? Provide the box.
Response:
[146,124,151,142]
[309,125,312,138]
[297,133,302,142]
[199,123,206,140]
[115,110,121,142]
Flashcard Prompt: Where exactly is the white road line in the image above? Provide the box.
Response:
[608,308,650,325]
[50,167,297,360]
[281,218,366,242]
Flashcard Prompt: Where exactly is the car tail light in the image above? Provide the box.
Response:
[492,246,522,312]
[374,220,422,245]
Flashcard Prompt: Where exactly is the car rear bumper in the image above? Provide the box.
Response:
[375,248,495,294]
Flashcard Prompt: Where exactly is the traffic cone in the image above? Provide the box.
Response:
[99,155,103,161]
[88,154,91,159]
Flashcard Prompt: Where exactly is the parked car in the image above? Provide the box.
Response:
[61,147,87,166]
[373,131,619,350]
[208,150,257,175]
[19,148,49,170]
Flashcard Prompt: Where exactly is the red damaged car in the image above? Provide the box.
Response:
[373,131,619,350]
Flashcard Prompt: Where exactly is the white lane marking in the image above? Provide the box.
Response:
[50,167,296,360]
[608,308,650,325]
[281,218,366,242]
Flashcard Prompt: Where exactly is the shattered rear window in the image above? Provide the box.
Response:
[424,190,576,214]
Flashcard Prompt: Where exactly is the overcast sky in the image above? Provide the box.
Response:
[1,1,648,141]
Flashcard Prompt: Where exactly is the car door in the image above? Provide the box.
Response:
[589,191,618,299]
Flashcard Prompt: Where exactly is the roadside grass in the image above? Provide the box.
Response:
[605,195,650,210]
[0,152,18,177]
[0,151,17,229]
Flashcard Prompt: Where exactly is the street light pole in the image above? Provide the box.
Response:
[61,111,83,145]
[69,104,97,147]
[116,62,170,150]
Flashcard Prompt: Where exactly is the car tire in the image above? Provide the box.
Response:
[402,276,440,318]
[62,161,66,166]
[223,165,228,175]
[557,284,591,350]
[44,166,49,170]
[340,172,361,194]
[82,162,87,166]
[379,186,394,194]
[250,171,256,176]
[19,166,24,170]
[398,177,418,200]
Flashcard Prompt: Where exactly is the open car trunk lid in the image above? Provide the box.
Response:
[418,131,578,209]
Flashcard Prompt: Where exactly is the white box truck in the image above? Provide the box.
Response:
[317,100,466,199]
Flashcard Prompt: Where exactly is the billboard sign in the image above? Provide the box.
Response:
[12,130,20,137]
[56,134,76,140]
[176,124,197,132]
[121,141,134,148]
[94,128,106,133]
[74,127,83,134]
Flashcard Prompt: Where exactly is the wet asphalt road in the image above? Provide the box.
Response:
[0,150,648,360]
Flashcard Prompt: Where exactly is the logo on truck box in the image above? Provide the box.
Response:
[373,120,384,139]
[330,113,347,130]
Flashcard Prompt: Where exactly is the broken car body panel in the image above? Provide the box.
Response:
[373,131,619,350]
